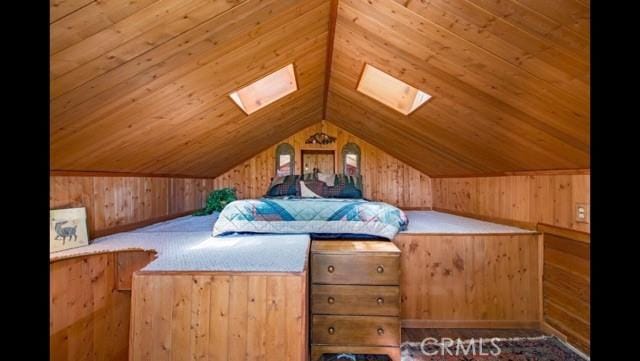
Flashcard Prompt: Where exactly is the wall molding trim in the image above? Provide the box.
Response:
[402,320,541,329]
[537,224,590,243]
[51,170,217,179]
[430,169,590,178]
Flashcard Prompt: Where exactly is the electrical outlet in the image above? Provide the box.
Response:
[575,203,589,223]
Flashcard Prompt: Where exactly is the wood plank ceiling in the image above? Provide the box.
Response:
[50,0,330,177]
[326,0,589,176]
[50,0,589,178]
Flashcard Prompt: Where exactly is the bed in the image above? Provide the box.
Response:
[212,197,409,240]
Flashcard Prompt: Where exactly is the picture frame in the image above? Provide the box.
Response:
[50,207,89,253]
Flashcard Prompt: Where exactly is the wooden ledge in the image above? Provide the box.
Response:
[537,223,590,243]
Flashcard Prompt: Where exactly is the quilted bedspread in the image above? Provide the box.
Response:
[212,198,409,240]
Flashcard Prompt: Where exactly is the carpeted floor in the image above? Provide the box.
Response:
[321,330,588,360]
[400,335,588,361]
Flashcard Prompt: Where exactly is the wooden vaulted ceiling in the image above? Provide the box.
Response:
[50,0,589,178]
[50,0,330,177]
[326,0,589,176]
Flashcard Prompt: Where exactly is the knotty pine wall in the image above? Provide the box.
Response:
[50,175,218,238]
[213,121,433,208]
[394,233,541,328]
[50,251,155,361]
[432,173,590,233]
[129,271,308,361]
[51,121,432,239]
[432,173,590,354]
[541,226,590,354]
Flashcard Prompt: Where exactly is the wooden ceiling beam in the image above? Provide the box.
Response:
[322,0,339,119]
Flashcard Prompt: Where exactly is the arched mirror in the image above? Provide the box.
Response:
[342,143,361,176]
[275,143,295,177]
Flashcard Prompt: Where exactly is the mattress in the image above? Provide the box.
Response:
[401,211,535,234]
[49,213,311,272]
[50,210,532,272]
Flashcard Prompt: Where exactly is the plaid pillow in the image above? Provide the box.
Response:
[323,174,363,198]
[265,175,300,197]
[266,174,363,198]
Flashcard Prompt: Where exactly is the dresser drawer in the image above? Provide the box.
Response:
[311,254,400,285]
[311,285,400,316]
[312,315,400,347]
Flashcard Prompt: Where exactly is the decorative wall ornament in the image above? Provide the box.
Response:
[50,207,89,253]
[305,132,336,145]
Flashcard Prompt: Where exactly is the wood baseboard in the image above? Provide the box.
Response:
[540,321,568,341]
[401,319,541,329]
[401,206,433,211]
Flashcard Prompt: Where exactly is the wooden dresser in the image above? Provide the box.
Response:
[310,241,402,361]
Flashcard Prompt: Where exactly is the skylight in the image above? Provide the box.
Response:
[356,64,432,115]
[229,64,298,115]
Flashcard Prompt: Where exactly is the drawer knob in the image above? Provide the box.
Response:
[377,297,384,305]
[327,296,335,304]
[328,327,335,335]
[377,328,385,335]
[328,265,335,273]
[376,265,384,273]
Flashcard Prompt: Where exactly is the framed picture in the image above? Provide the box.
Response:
[50,207,89,253]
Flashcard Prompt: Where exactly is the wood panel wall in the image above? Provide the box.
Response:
[50,175,217,238]
[432,173,590,232]
[51,121,433,238]
[541,226,590,355]
[393,233,541,328]
[50,251,154,361]
[129,271,308,361]
[213,121,432,208]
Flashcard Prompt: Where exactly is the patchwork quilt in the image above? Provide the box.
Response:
[212,198,409,240]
